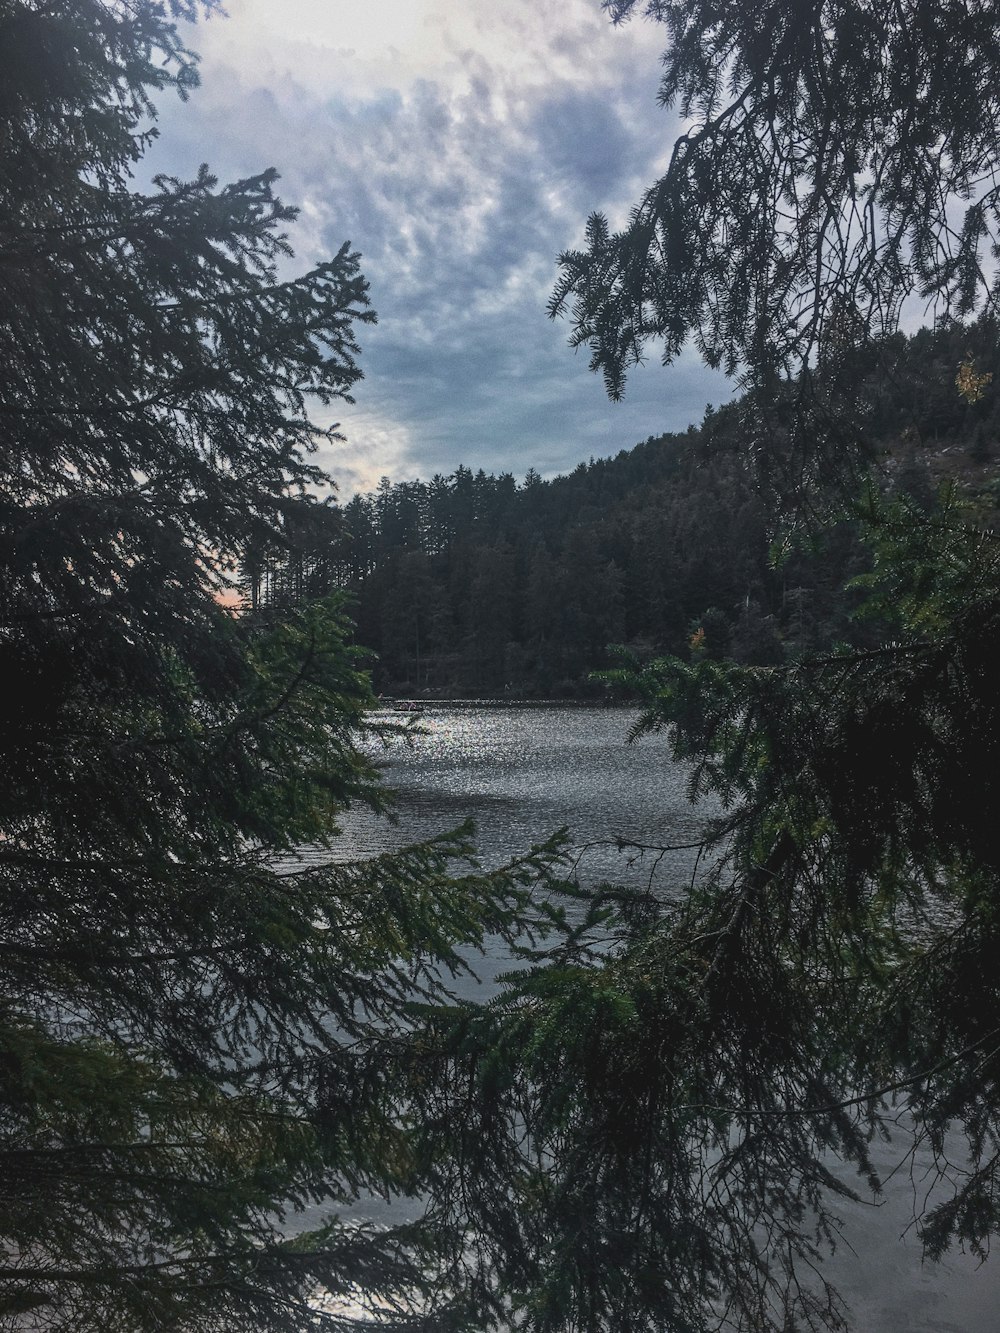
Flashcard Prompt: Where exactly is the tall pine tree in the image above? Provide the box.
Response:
[0,2,567,1327]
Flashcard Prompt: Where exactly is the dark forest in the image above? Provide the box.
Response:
[250,317,1000,696]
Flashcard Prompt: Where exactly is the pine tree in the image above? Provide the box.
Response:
[0,3,568,1327]
[551,0,1000,501]
[378,2,1000,1329]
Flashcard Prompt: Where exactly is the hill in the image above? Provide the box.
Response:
[249,318,1000,696]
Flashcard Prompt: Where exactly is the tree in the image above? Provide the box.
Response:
[383,2,1000,1330]
[551,0,1000,499]
[0,3,568,1327]
[555,0,1000,387]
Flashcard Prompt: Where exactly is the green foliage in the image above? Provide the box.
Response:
[263,420,862,695]
[383,488,1000,1331]
[362,1,1000,1329]
[0,3,573,1328]
[552,0,1000,393]
[550,1,1000,511]
[258,315,1000,698]
[12,1,1000,1329]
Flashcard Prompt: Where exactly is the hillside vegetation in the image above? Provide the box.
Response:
[250,317,1000,695]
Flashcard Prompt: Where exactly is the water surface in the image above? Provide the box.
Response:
[304,704,1000,1330]
[333,703,709,886]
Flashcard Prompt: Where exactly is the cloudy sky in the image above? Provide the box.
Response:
[148,0,732,496]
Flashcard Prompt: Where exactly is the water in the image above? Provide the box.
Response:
[323,702,708,884]
[302,703,1000,1330]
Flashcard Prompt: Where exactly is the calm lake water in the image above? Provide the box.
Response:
[303,703,999,1331]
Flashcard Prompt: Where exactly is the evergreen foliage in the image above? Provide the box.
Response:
[254,316,1000,697]
[255,425,843,694]
[0,3,570,1327]
[551,0,1000,504]
[12,0,1000,1329]
[552,0,1000,391]
[424,0,1000,1327]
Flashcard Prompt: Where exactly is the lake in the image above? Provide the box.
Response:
[319,700,711,908]
[306,702,1000,1331]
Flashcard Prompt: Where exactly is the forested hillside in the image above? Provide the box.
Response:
[249,316,1000,695]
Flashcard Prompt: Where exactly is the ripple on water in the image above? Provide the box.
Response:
[288,705,1000,1331]
[319,704,713,890]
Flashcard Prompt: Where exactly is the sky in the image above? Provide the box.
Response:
[148,0,733,497]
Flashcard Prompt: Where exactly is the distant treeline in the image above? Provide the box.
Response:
[246,320,1000,696]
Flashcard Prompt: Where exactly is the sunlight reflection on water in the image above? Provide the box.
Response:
[310,703,712,898]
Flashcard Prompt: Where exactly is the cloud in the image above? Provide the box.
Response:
[145,2,731,493]
[532,86,638,201]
